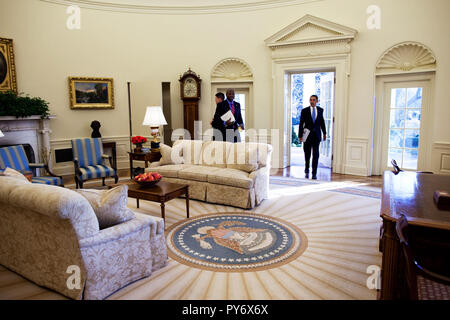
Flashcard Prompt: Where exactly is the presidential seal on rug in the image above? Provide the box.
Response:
[165,213,308,272]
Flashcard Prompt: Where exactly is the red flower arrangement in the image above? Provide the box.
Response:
[131,136,147,144]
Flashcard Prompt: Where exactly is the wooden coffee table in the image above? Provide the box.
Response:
[123,181,189,224]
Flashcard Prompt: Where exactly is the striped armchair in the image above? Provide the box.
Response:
[0,145,63,186]
[71,138,118,188]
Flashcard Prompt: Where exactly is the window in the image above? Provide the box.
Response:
[387,87,422,170]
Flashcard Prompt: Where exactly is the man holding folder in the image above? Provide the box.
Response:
[299,95,327,180]
[212,88,244,142]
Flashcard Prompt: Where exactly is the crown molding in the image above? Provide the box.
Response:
[265,14,357,48]
[40,0,323,15]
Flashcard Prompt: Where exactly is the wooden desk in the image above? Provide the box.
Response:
[380,171,450,299]
[128,151,161,179]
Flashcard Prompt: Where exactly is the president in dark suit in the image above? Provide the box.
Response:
[212,89,244,142]
[298,95,327,180]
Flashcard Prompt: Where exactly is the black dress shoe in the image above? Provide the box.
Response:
[312,175,317,180]
[305,174,309,179]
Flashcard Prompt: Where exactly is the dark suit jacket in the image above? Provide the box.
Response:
[298,106,326,143]
[212,99,244,135]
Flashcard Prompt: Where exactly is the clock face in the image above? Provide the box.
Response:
[183,78,198,97]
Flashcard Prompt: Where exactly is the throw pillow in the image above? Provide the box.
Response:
[159,143,184,165]
[226,143,259,173]
[75,185,135,229]
[1,167,31,183]
[200,141,229,168]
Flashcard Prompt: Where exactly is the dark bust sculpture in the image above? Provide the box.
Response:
[90,120,101,138]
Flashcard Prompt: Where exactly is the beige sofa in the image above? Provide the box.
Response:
[0,175,167,300]
[147,140,272,209]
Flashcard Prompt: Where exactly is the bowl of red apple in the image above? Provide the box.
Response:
[134,172,162,187]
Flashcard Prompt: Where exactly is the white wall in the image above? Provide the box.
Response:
[1,0,449,174]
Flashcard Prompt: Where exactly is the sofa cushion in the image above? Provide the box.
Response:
[226,143,260,173]
[178,165,221,182]
[207,168,254,189]
[200,141,232,168]
[173,140,204,165]
[148,164,194,178]
[159,143,184,165]
[76,185,135,229]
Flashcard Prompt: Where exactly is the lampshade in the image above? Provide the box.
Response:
[142,106,167,127]
[0,129,4,138]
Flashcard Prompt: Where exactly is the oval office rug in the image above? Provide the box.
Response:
[165,213,308,272]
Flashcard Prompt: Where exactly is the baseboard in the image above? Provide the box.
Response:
[343,165,369,176]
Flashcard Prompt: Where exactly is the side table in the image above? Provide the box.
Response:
[128,151,161,179]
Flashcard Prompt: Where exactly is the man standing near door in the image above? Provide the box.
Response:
[211,92,225,140]
[299,95,327,180]
[215,89,244,143]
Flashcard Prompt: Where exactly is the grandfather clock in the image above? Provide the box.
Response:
[179,68,201,138]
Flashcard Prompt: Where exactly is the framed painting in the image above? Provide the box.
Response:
[69,77,114,109]
[0,37,18,93]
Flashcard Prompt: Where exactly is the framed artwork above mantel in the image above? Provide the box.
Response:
[69,76,114,109]
[0,37,17,93]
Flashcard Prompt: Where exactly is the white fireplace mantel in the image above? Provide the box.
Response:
[0,115,56,167]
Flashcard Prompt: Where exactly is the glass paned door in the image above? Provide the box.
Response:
[318,73,334,168]
[234,90,248,142]
[387,87,423,170]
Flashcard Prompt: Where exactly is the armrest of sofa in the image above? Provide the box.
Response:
[149,161,162,168]
[249,165,270,202]
[79,211,162,248]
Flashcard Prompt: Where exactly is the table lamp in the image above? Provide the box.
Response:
[142,106,167,152]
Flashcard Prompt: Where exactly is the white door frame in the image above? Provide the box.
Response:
[211,82,254,129]
[371,72,435,175]
[272,57,350,172]
[285,69,335,168]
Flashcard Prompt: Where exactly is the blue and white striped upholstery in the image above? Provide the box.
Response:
[32,176,62,185]
[71,138,116,183]
[79,165,115,180]
[0,145,31,172]
[0,145,63,186]
[71,138,104,167]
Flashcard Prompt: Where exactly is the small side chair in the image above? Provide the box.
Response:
[71,138,118,189]
[0,145,63,186]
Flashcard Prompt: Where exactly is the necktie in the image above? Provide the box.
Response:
[312,107,316,123]
[230,101,235,115]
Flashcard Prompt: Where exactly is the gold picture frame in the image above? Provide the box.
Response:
[69,77,114,109]
[0,37,18,93]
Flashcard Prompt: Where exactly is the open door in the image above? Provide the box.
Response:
[289,71,335,169]
[318,73,335,168]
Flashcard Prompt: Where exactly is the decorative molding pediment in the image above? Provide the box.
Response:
[376,41,436,75]
[265,14,357,48]
[211,58,253,82]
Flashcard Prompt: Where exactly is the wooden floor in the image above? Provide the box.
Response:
[271,166,383,188]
